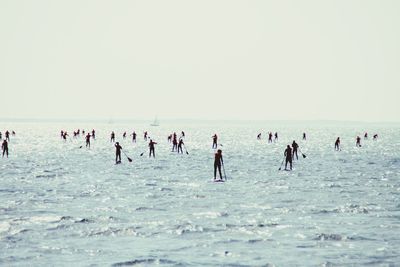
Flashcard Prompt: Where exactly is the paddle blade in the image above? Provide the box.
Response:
[186,151,189,155]
[302,154,306,158]
[127,157,133,162]
[79,146,83,148]
[140,152,144,156]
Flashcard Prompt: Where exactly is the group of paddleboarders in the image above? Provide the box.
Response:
[1,130,15,158]
[283,140,300,171]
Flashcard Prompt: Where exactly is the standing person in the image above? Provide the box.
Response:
[364,132,368,139]
[123,132,127,139]
[149,139,157,158]
[82,129,85,135]
[0,132,2,140]
[335,137,340,151]
[181,131,185,138]
[5,131,10,141]
[303,132,306,140]
[212,134,218,149]
[274,132,278,142]
[85,133,91,148]
[178,139,184,154]
[110,131,115,142]
[92,129,96,139]
[172,133,178,152]
[284,145,293,171]
[268,132,273,143]
[2,139,8,158]
[373,134,378,140]
[257,133,261,140]
[292,140,299,160]
[356,136,361,147]
[115,142,122,164]
[62,132,68,141]
[167,134,172,143]
[131,131,137,143]
[12,131,15,136]
[214,149,224,181]
[144,131,148,141]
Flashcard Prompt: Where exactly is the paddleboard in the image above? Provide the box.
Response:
[214,179,225,183]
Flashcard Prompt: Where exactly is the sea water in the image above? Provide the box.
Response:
[0,121,399,266]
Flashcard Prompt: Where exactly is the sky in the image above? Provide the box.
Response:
[0,0,399,122]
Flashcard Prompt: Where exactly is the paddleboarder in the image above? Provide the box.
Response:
[292,140,299,160]
[149,139,157,158]
[214,149,224,180]
[356,136,361,147]
[85,133,91,148]
[178,139,184,154]
[303,132,306,140]
[284,145,292,171]
[92,129,96,139]
[110,131,115,142]
[257,133,261,140]
[115,142,122,163]
[335,137,340,151]
[131,131,137,143]
[212,134,218,149]
[2,139,8,158]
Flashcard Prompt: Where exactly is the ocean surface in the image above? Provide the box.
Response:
[0,121,399,266]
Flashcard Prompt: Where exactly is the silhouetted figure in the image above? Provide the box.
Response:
[0,132,2,140]
[292,140,299,160]
[356,136,361,147]
[92,129,96,139]
[172,135,178,152]
[303,133,306,140]
[268,132,273,143]
[60,130,64,138]
[123,132,127,139]
[11,131,15,136]
[212,134,218,149]
[257,133,261,140]
[181,131,185,138]
[178,139,184,154]
[364,132,368,139]
[284,145,292,171]
[168,134,172,143]
[149,139,157,158]
[110,131,115,142]
[85,133,91,148]
[2,140,8,158]
[214,149,223,180]
[131,131,137,143]
[373,134,378,140]
[5,131,10,141]
[115,142,122,163]
[335,137,340,151]
[144,131,148,141]
[82,130,85,135]
[62,132,68,141]
[274,132,278,142]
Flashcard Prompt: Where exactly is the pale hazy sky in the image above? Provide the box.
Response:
[0,0,399,121]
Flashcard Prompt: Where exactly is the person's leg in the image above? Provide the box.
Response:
[285,159,288,170]
[218,164,222,179]
[214,164,217,179]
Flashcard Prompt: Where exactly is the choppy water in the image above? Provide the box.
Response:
[0,121,399,266]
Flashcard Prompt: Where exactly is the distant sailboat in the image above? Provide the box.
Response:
[150,116,159,126]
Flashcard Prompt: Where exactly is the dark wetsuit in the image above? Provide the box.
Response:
[85,134,91,148]
[303,133,306,140]
[92,130,96,139]
[214,152,223,180]
[178,139,184,154]
[172,137,178,152]
[111,132,115,142]
[123,132,127,139]
[5,131,10,141]
[2,140,8,157]
[115,143,122,163]
[149,140,157,158]
[335,138,340,151]
[284,146,292,170]
[212,135,218,149]
[268,132,273,143]
[131,132,136,142]
[292,141,299,160]
[356,136,361,147]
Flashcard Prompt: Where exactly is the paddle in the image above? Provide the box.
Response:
[299,148,307,158]
[140,151,145,156]
[123,151,133,162]
[183,144,189,155]
[278,158,285,171]
[222,161,227,181]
